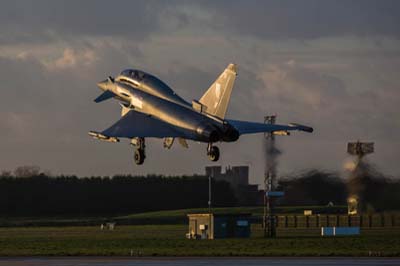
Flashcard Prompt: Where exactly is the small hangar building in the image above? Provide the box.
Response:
[187,213,251,239]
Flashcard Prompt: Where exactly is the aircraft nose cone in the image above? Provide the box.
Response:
[97,80,108,91]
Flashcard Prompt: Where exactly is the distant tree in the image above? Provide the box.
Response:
[13,165,41,178]
[278,169,347,206]
[0,170,12,178]
[277,169,400,211]
[0,174,237,216]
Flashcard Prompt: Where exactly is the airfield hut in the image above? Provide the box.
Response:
[187,213,251,240]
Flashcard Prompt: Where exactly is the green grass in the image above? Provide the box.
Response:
[115,205,347,225]
[119,205,347,218]
[1,206,398,256]
[0,224,399,256]
[0,206,347,227]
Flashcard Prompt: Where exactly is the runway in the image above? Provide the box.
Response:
[0,257,399,266]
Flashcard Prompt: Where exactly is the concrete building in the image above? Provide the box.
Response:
[205,166,260,206]
[187,213,251,239]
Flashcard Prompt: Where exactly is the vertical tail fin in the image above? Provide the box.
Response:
[199,63,237,119]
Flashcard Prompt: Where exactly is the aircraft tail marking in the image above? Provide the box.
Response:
[199,63,237,119]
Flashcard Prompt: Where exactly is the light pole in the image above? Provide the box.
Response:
[208,168,213,239]
[208,172,212,214]
[264,115,279,238]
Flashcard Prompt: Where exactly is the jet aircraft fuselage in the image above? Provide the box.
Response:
[90,64,313,165]
[96,69,239,143]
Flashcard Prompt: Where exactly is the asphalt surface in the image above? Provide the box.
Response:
[0,257,399,266]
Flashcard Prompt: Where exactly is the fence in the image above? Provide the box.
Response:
[276,214,400,228]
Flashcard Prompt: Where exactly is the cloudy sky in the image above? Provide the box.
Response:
[1,0,399,184]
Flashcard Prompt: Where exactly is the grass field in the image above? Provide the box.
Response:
[0,224,399,256]
[0,205,347,227]
[117,205,346,221]
[1,206,399,256]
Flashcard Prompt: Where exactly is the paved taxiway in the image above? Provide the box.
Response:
[0,257,399,266]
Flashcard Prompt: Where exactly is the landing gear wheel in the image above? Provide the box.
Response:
[131,137,146,165]
[208,146,220,162]
[134,149,145,165]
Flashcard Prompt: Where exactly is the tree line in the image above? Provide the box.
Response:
[1,166,398,216]
[0,173,236,216]
[277,169,400,212]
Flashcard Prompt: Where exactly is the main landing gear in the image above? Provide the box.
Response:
[207,143,220,162]
[131,137,146,165]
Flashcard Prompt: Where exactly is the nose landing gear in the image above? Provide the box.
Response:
[207,143,220,162]
[131,137,146,165]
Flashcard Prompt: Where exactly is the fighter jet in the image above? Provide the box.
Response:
[89,64,313,165]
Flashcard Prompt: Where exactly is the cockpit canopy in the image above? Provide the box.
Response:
[118,69,189,106]
[120,69,146,82]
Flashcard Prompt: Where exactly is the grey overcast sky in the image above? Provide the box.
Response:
[1,0,400,184]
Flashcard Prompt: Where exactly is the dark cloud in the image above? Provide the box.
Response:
[0,0,168,45]
[203,0,400,39]
[3,1,400,46]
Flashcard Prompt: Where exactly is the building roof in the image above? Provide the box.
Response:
[187,213,252,218]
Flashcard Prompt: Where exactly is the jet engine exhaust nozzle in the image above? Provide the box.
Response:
[222,126,240,142]
[196,125,221,142]
[209,130,220,142]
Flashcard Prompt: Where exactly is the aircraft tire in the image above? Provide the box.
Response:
[208,146,220,162]
[134,149,145,165]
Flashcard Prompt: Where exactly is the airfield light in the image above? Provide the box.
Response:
[346,141,374,215]
[347,141,374,157]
